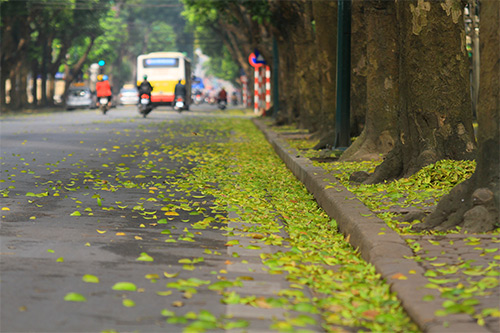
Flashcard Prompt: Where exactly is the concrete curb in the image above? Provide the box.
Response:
[253,118,487,333]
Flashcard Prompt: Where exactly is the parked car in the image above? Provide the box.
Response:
[119,85,139,105]
[66,87,93,110]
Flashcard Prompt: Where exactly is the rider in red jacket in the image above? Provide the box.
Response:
[96,75,112,102]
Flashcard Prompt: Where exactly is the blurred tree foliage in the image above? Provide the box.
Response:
[0,0,192,108]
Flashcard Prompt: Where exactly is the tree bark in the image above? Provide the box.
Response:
[414,0,499,232]
[341,0,398,162]
[312,1,337,137]
[63,37,96,100]
[350,0,367,137]
[271,0,301,124]
[365,0,476,183]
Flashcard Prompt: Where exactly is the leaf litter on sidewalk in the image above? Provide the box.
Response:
[278,120,500,329]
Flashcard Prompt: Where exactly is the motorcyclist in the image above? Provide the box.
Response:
[231,91,238,105]
[96,74,112,105]
[174,79,186,100]
[218,87,227,104]
[137,75,153,103]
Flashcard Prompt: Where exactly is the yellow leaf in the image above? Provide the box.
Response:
[116,232,126,236]
[163,272,179,278]
[85,242,91,247]
[134,236,143,240]
[2,207,10,211]
[96,230,107,234]
[409,270,416,274]
[172,301,184,307]
[164,211,179,216]
[391,273,407,280]
[139,224,146,228]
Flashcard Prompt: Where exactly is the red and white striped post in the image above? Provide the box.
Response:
[265,65,271,112]
[254,67,260,114]
[240,75,247,108]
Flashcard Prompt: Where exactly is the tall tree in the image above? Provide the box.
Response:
[311,0,337,140]
[414,0,499,232]
[341,0,398,161]
[364,0,476,183]
[0,0,32,109]
[350,0,367,138]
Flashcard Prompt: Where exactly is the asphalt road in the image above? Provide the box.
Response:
[0,105,256,332]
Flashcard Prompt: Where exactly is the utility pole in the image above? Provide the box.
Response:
[334,0,352,149]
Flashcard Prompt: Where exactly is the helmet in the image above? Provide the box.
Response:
[97,74,103,81]
[102,75,109,81]
[143,75,148,80]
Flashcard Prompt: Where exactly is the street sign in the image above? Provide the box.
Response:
[248,50,266,68]
[248,53,263,68]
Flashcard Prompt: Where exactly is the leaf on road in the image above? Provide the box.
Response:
[112,282,137,291]
[391,273,407,280]
[64,292,87,302]
[122,299,135,307]
[137,252,154,262]
[82,274,100,283]
[164,272,179,278]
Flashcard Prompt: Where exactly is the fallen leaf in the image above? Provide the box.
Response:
[64,292,86,302]
[362,309,380,320]
[164,272,179,278]
[136,252,153,262]
[122,299,135,307]
[82,274,99,283]
[112,282,137,291]
[391,273,407,280]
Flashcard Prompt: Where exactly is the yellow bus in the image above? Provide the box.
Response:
[136,52,191,107]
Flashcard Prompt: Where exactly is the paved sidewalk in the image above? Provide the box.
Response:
[254,118,500,333]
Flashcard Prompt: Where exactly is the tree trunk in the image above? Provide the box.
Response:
[365,0,476,183]
[350,0,367,137]
[291,1,321,131]
[63,37,95,100]
[31,59,38,107]
[20,58,29,108]
[271,0,301,125]
[414,0,499,232]
[341,0,398,162]
[312,0,337,137]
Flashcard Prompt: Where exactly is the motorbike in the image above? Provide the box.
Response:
[98,96,111,114]
[174,95,186,112]
[193,93,204,105]
[218,99,227,110]
[138,93,153,118]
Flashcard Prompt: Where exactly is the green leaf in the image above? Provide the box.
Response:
[64,292,87,302]
[112,282,137,291]
[82,274,100,283]
[122,299,135,307]
[161,309,175,317]
[136,252,154,262]
[70,211,82,216]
